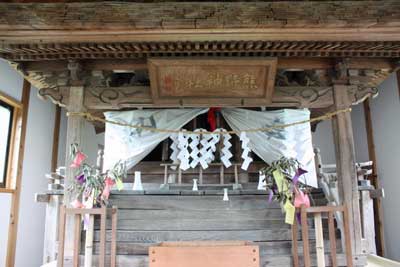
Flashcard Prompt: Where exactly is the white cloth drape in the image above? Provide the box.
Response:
[221,108,317,187]
[103,108,208,170]
[104,107,317,187]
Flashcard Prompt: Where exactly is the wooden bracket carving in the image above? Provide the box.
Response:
[38,87,68,107]
[67,60,83,82]
[84,86,152,109]
[348,86,378,105]
[273,86,333,108]
[332,58,351,84]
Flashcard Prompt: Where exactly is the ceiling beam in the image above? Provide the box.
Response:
[19,58,395,73]
[2,28,400,44]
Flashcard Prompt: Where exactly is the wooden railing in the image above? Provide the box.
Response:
[291,205,353,267]
[57,206,117,267]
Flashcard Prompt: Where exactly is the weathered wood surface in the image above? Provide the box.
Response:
[89,240,343,256]
[37,83,382,110]
[148,58,277,106]
[109,195,282,210]
[6,80,30,267]
[63,85,86,257]
[96,219,288,231]
[332,84,362,257]
[107,209,284,220]
[362,99,385,256]
[93,229,310,243]
[66,253,367,267]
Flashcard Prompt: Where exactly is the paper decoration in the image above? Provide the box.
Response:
[70,151,87,168]
[177,131,190,170]
[240,132,253,170]
[198,129,220,169]
[189,132,201,168]
[292,167,308,185]
[223,188,229,201]
[192,179,198,191]
[133,171,143,190]
[257,171,267,190]
[284,200,296,225]
[75,173,86,185]
[273,169,288,194]
[71,199,84,209]
[294,190,311,208]
[169,133,180,169]
[268,189,274,203]
[219,129,233,168]
[102,177,115,200]
[115,178,124,191]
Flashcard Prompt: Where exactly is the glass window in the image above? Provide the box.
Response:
[0,100,13,187]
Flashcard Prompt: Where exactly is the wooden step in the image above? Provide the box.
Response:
[87,240,344,256]
[92,229,322,243]
[108,209,285,220]
[66,253,366,267]
[109,195,327,210]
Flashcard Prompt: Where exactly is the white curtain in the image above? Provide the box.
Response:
[103,108,208,170]
[221,108,317,187]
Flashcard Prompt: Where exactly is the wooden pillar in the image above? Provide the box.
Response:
[63,85,85,257]
[331,84,362,257]
[363,99,385,256]
[51,105,61,172]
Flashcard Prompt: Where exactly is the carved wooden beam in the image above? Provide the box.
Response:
[37,85,379,110]
[19,58,395,73]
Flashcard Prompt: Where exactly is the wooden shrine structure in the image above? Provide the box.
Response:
[1,1,399,266]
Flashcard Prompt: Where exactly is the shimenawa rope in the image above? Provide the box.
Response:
[66,108,351,135]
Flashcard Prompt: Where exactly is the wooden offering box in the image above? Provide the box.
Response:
[149,241,259,267]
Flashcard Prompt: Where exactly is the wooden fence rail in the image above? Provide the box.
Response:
[291,205,353,267]
[57,206,117,267]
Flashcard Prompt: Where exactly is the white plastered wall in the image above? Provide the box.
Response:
[312,74,400,261]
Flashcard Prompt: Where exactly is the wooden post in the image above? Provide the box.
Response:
[328,211,338,267]
[51,105,61,172]
[291,221,299,267]
[314,212,326,267]
[6,80,30,267]
[64,85,86,257]
[161,139,169,162]
[331,84,362,258]
[300,206,311,267]
[363,99,385,256]
[57,206,67,267]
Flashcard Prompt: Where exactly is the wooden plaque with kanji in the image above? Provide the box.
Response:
[148,58,277,106]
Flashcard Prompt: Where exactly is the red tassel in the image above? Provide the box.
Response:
[207,107,221,131]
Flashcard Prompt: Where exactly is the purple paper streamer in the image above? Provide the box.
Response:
[296,212,301,225]
[75,173,86,185]
[268,189,274,203]
[292,167,308,185]
[83,214,90,231]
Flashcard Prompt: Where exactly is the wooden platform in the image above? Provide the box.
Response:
[74,186,368,266]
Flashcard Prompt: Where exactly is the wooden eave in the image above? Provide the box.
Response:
[0,1,398,116]
[1,1,400,43]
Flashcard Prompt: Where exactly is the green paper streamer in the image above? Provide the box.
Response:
[115,178,124,191]
[284,200,295,225]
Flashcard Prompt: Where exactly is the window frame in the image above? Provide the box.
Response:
[0,99,14,187]
[0,92,22,190]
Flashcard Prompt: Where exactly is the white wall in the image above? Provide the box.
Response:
[312,74,400,261]
[0,59,56,267]
[368,74,400,261]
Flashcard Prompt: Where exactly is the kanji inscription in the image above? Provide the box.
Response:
[148,58,277,106]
